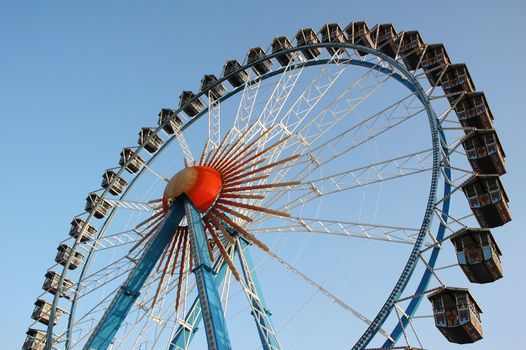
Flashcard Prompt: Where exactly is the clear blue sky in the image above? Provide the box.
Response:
[1,1,525,349]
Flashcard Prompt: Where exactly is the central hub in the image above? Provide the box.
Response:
[163,166,222,213]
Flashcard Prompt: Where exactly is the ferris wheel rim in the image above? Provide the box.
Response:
[46,41,449,350]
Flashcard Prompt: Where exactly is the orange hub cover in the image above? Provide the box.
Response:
[163,166,222,213]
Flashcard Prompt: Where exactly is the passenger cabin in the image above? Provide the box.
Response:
[451,228,503,284]
[119,148,145,174]
[85,193,113,219]
[295,28,322,59]
[23,328,46,350]
[101,170,128,196]
[247,47,272,76]
[370,23,399,58]
[421,44,451,86]
[399,31,425,71]
[344,21,374,56]
[222,60,249,87]
[31,299,66,326]
[319,23,346,56]
[454,92,494,130]
[42,271,74,299]
[158,108,183,134]
[462,175,511,228]
[201,74,226,100]
[55,244,85,270]
[138,127,164,153]
[272,36,295,66]
[428,287,483,344]
[179,91,204,117]
[69,218,97,242]
[440,64,475,104]
[462,130,506,175]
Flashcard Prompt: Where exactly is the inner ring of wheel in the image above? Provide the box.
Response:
[59,42,449,350]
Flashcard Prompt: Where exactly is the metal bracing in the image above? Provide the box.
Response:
[169,249,232,350]
[231,77,261,138]
[251,149,433,215]
[251,216,419,244]
[256,60,305,133]
[104,199,158,212]
[184,198,232,350]
[174,123,195,167]
[258,94,428,213]
[208,91,221,151]
[236,239,281,350]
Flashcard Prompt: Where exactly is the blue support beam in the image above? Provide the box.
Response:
[83,197,185,350]
[184,198,232,350]
[236,239,281,350]
[168,258,229,350]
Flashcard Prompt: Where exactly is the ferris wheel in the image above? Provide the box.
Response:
[24,21,510,350]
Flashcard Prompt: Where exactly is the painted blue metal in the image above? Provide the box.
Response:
[83,197,185,350]
[184,198,232,350]
[349,49,443,350]
[238,239,270,314]
[168,258,229,350]
[237,239,281,350]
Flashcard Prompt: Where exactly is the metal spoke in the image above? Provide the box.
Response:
[251,216,419,244]
[262,247,394,341]
[236,239,281,350]
[264,149,433,212]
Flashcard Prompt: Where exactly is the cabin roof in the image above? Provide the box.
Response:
[450,227,502,255]
[445,63,476,90]
[272,36,292,46]
[26,328,46,336]
[401,30,423,43]
[371,23,396,33]
[464,128,506,158]
[428,287,483,313]
[458,91,495,121]
[425,43,451,63]
[462,174,509,202]
[295,27,318,40]
[319,23,343,34]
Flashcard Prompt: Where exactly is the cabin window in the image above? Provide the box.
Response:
[484,133,497,154]
[464,138,477,159]
[456,293,469,307]
[466,247,483,264]
[454,238,464,252]
[480,232,489,246]
[456,101,468,120]
[474,96,485,115]
[432,297,444,312]
[486,178,501,203]
[465,185,480,208]
[446,309,459,327]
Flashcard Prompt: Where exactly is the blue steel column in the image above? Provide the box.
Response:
[237,238,281,350]
[169,259,229,350]
[184,197,232,350]
[83,197,185,350]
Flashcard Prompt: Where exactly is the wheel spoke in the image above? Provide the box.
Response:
[251,216,418,244]
[262,246,394,341]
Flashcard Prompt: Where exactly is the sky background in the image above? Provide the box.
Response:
[1,1,525,349]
